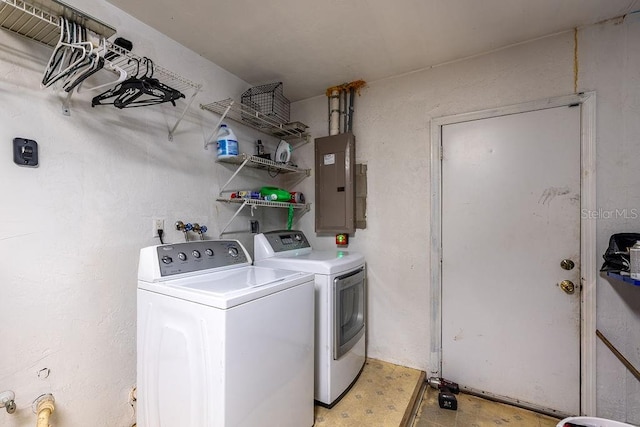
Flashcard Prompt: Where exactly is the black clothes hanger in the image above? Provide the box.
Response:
[90,57,140,107]
[115,58,184,108]
[63,56,105,93]
[91,57,184,109]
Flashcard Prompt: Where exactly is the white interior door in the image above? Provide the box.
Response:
[441,105,581,415]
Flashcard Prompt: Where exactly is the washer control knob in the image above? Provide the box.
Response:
[295,234,302,241]
[205,249,214,256]
[192,250,201,258]
[161,256,173,264]
[178,252,187,261]
[228,247,239,257]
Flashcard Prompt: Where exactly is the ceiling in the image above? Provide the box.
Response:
[106,0,640,102]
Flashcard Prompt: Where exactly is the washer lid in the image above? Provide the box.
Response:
[138,266,313,309]
[254,250,364,275]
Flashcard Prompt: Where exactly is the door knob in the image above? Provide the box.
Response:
[559,280,575,294]
[560,259,575,270]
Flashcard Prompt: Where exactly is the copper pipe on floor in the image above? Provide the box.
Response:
[596,329,640,383]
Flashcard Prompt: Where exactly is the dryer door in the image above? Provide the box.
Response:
[333,267,365,359]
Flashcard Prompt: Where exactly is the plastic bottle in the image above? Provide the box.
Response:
[230,191,261,199]
[289,192,305,203]
[216,124,239,159]
[630,241,640,279]
[260,186,291,202]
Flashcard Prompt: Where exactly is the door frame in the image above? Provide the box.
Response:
[429,92,597,416]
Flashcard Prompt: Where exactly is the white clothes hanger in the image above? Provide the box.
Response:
[42,18,93,88]
[74,39,128,93]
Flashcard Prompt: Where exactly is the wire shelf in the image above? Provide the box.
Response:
[104,39,201,98]
[215,197,310,237]
[0,0,200,95]
[216,197,309,209]
[0,0,115,46]
[100,41,203,139]
[0,0,203,136]
[216,153,310,175]
[201,98,310,143]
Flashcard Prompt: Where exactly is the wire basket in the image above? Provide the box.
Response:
[241,82,290,125]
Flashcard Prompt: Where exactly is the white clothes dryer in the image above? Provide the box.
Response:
[254,230,366,407]
[137,240,315,427]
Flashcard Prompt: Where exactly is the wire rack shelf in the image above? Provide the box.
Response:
[200,98,310,148]
[0,0,202,139]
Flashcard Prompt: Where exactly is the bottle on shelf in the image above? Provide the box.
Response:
[289,192,305,203]
[260,186,291,202]
[230,191,261,199]
[216,124,239,159]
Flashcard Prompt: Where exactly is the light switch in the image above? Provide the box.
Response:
[13,137,38,167]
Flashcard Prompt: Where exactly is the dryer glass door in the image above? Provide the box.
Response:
[333,267,365,359]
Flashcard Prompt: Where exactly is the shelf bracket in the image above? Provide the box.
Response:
[292,133,312,151]
[168,84,202,141]
[205,101,234,150]
[201,99,310,145]
[291,207,309,229]
[218,155,251,196]
[61,89,72,116]
[219,199,248,237]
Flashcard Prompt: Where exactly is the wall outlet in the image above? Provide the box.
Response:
[152,219,164,238]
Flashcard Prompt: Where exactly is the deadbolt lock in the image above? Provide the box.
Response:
[560,259,575,270]
[560,280,575,295]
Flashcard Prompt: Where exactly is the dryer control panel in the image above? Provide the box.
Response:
[146,240,250,278]
[260,230,311,253]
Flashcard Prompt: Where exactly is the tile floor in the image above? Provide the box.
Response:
[412,387,561,427]
[313,358,562,427]
[314,358,424,427]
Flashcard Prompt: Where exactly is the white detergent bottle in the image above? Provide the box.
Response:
[216,124,239,159]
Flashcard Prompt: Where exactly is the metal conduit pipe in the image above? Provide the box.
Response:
[328,88,340,135]
[326,80,366,135]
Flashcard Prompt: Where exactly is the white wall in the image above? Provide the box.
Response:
[292,16,640,424]
[0,1,294,426]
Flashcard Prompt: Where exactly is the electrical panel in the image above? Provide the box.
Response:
[314,132,355,234]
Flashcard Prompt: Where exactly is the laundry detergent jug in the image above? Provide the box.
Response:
[216,124,239,159]
[260,186,291,202]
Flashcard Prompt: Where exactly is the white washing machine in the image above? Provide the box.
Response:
[137,240,315,427]
[254,230,366,407]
